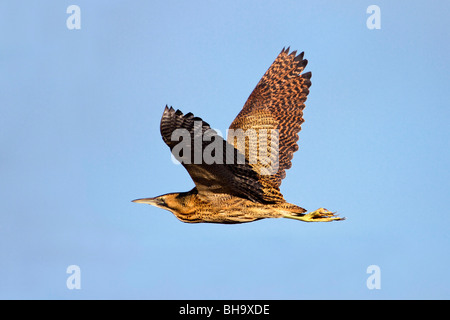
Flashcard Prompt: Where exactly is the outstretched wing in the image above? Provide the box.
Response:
[228,47,312,202]
[160,106,277,203]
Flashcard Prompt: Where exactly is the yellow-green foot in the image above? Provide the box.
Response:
[285,208,345,222]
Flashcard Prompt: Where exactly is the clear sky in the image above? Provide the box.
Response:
[1,0,449,299]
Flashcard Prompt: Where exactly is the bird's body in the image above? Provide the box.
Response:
[145,188,306,224]
[133,48,344,224]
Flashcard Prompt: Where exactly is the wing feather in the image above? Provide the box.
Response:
[160,106,275,203]
[228,48,312,202]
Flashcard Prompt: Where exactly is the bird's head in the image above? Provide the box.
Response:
[132,191,199,223]
[132,194,173,210]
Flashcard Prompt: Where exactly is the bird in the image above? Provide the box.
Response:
[132,47,344,224]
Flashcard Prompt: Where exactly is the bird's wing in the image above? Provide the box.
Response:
[228,48,312,202]
[160,106,276,203]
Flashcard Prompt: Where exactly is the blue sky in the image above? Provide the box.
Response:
[1,0,449,299]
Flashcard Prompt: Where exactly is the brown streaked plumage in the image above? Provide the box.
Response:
[133,48,344,224]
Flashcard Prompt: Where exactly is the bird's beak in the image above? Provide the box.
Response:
[132,198,155,204]
[132,197,165,207]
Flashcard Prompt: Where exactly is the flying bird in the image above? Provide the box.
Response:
[133,48,344,224]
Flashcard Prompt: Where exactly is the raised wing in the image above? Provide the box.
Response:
[160,106,278,203]
[228,48,312,201]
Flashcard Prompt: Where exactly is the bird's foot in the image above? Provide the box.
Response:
[285,208,344,222]
[303,208,344,222]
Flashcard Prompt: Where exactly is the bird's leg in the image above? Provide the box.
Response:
[285,208,344,222]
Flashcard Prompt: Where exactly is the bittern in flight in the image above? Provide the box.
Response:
[133,48,344,224]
